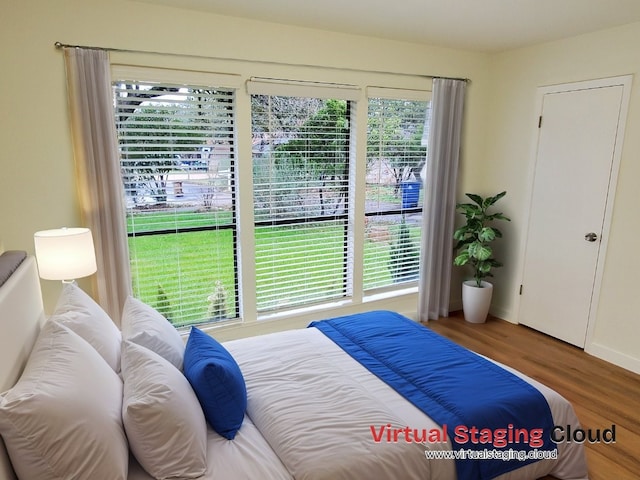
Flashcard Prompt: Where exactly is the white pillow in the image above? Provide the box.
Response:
[121,296,185,370]
[53,282,122,372]
[121,341,207,480]
[0,321,128,480]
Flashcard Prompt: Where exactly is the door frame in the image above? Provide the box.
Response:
[516,75,632,348]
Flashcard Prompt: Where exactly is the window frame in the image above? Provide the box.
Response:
[110,61,432,330]
[363,90,431,294]
[111,69,243,326]
[250,93,354,315]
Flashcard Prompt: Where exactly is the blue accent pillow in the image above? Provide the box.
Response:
[183,327,246,439]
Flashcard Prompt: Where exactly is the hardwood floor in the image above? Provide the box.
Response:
[424,312,640,480]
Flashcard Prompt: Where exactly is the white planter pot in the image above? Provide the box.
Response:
[462,280,493,324]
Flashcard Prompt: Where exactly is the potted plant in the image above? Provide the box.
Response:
[453,191,510,323]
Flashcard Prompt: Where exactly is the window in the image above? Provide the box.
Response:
[251,95,352,313]
[111,68,430,328]
[364,94,429,291]
[113,81,238,326]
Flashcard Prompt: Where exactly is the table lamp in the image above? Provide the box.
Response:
[33,227,97,283]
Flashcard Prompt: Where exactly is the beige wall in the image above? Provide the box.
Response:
[2,0,638,370]
[485,22,640,372]
[0,0,490,327]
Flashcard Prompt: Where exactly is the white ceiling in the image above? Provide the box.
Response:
[140,0,640,52]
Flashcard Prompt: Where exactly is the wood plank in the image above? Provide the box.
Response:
[424,312,640,480]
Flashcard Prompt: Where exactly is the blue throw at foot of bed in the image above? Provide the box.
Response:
[309,310,556,480]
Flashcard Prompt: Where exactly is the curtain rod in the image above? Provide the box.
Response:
[54,41,470,83]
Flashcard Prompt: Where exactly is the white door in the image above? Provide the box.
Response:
[519,77,630,348]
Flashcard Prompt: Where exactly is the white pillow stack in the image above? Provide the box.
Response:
[121,295,211,479]
[121,340,207,479]
[0,321,128,480]
[121,295,186,370]
[52,282,122,372]
[1,287,206,480]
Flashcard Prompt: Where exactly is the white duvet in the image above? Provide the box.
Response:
[129,327,588,480]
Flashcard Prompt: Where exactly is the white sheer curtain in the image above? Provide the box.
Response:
[63,47,131,325]
[418,78,467,322]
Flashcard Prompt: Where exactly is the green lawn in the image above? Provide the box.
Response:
[128,209,233,234]
[129,229,236,327]
[128,212,420,326]
[254,223,349,310]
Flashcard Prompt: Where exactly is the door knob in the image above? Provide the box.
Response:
[585,232,598,242]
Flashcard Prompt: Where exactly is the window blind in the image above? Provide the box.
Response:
[251,94,352,313]
[113,80,238,326]
[363,95,429,291]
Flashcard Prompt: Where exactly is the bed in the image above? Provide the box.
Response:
[0,252,588,480]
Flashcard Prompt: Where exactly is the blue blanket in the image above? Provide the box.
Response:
[309,311,556,480]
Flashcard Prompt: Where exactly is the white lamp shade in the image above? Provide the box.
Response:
[34,228,97,281]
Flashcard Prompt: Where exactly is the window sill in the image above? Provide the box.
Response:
[363,284,419,303]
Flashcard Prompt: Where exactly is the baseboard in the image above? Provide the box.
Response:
[586,342,640,375]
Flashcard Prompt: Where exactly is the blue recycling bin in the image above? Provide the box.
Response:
[400,181,421,208]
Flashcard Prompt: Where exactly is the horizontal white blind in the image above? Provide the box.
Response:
[252,94,352,312]
[364,95,428,291]
[113,80,237,326]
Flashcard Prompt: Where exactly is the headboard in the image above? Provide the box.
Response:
[0,255,46,480]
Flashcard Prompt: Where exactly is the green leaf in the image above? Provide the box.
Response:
[454,251,470,266]
[465,193,484,206]
[487,212,511,222]
[457,203,481,218]
[466,218,483,232]
[478,227,496,242]
[484,191,506,208]
[470,243,492,261]
[453,238,473,251]
[453,226,467,240]
[477,261,492,273]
